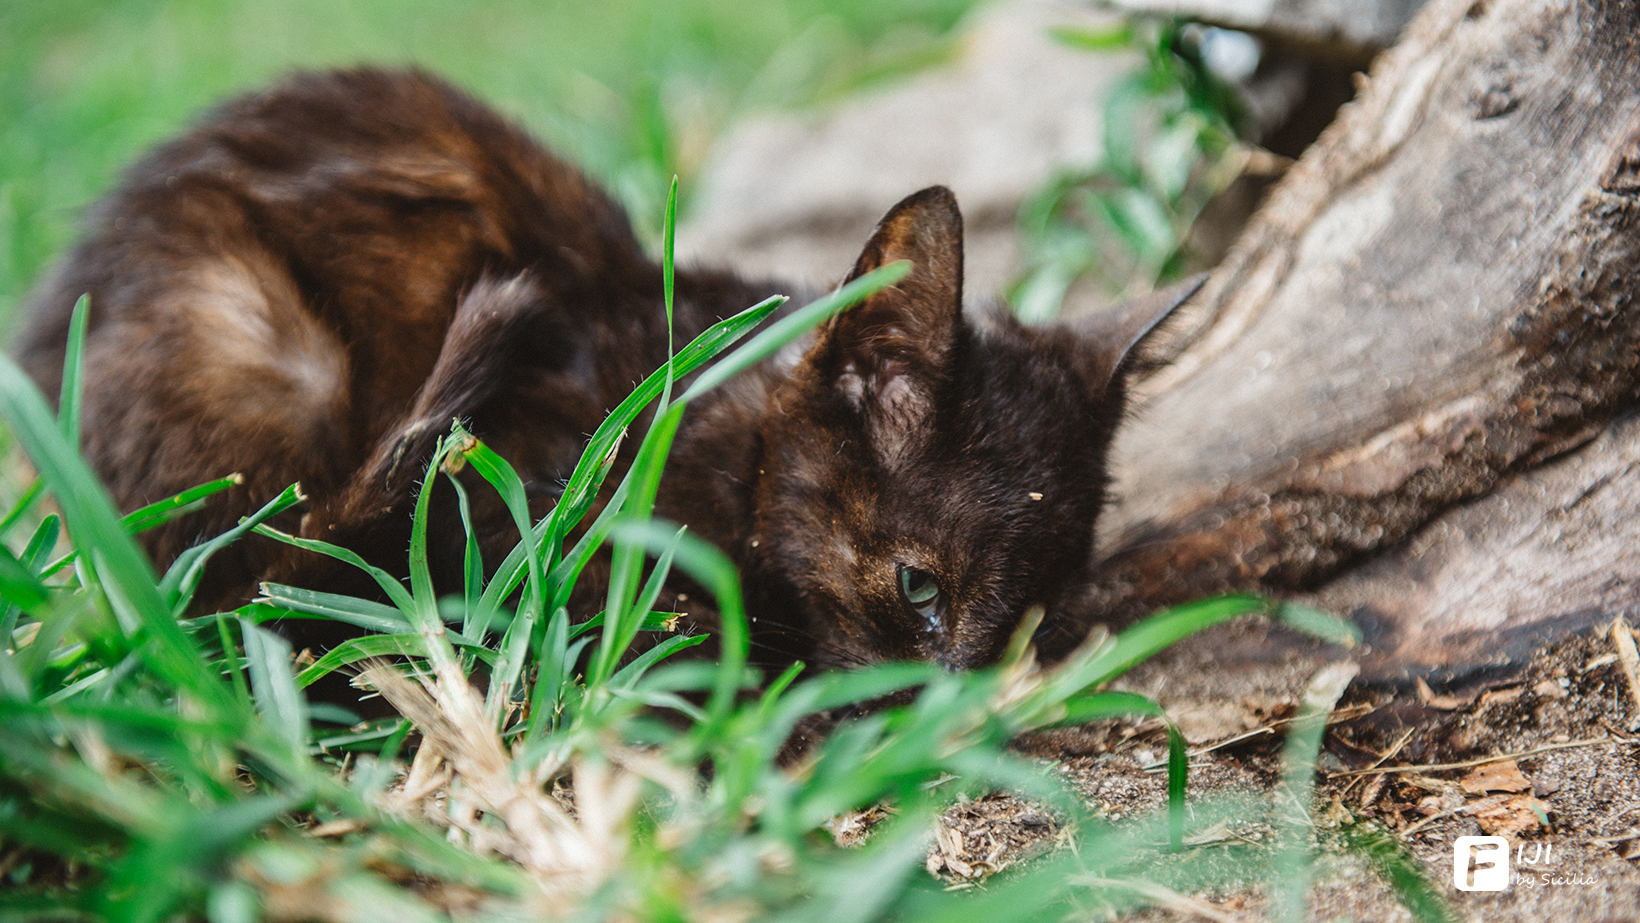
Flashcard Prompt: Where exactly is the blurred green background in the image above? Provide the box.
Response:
[0,0,984,329]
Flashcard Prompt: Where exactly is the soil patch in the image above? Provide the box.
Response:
[924,620,1640,921]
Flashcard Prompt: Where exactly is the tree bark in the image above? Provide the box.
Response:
[1081,0,1640,682]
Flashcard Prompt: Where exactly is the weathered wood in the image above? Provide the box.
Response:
[1079,0,1640,678]
[1318,409,1640,683]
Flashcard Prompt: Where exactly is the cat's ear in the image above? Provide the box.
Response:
[1066,273,1207,393]
[815,186,964,439]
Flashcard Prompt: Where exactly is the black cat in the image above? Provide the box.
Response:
[16,68,1199,674]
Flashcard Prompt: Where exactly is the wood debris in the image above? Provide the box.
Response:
[1611,616,1640,730]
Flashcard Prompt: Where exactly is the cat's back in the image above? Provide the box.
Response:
[19,68,644,407]
[12,69,667,600]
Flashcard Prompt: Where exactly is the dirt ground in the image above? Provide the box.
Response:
[919,617,1640,921]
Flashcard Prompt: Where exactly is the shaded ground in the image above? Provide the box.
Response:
[919,621,1640,920]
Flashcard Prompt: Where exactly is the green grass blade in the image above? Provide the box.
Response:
[0,478,46,540]
[293,633,474,688]
[1049,21,1133,50]
[607,519,748,724]
[0,544,50,613]
[1048,689,1164,727]
[628,527,681,626]
[526,606,574,738]
[405,435,460,642]
[1047,594,1268,698]
[591,403,684,691]
[293,635,416,688]
[238,618,309,757]
[545,476,633,613]
[1274,661,1359,923]
[444,472,485,637]
[564,609,676,641]
[680,261,909,401]
[610,632,706,689]
[21,513,60,573]
[452,429,544,627]
[763,662,938,719]
[57,293,89,451]
[1273,600,1360,649]
[1343,825,1456,923]
[536,294,784,547]
[254,584,413,635]
[291,629,498,689]
[215,613,251,704]
[663,176,677,353]
[1165,721,1187,851]
[10,593,91,688]
[758,660,805,718]
[471,297,780,618]
[40,654,146,704]
[659,175,678,417]
[160,484,304,615]
[251,524,415,613]
[0,354,229,710]
[478,517,563,624]
[2,514,62,646]
[105,791,306,923]
[120,474,242,536]
[527,636,594,741]
[601,520,684,688]
[487,601,538,717]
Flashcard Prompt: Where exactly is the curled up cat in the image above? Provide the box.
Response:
[15,68,1203,685]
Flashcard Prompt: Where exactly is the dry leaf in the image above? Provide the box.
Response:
[1459,759,1532,794]
[1466,794,1551,837]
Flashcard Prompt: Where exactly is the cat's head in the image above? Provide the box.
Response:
[747,186,1202,670]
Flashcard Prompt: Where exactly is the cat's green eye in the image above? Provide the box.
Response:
[898,565,940,604]
[897,564,943,631]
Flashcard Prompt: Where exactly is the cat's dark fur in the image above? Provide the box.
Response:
[16,68,1198,675]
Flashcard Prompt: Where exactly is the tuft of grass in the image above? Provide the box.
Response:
[0,185,1446,923]
[1010,18,1250,323]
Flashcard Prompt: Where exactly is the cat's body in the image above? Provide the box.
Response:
[17,68,1196,675]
